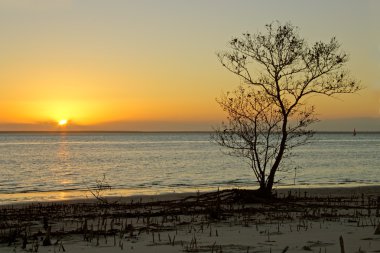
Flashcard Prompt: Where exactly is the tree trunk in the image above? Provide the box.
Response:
[265,173,275,195]
[265,118,288,197]
[256,184,273,198]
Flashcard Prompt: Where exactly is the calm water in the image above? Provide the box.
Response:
[0,132,379,204]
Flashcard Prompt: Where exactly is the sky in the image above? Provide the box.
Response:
[0,0,379,131]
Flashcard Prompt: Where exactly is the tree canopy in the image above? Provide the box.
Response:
[213,22,361,197]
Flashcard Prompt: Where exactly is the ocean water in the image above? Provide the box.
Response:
[0,132,379,204]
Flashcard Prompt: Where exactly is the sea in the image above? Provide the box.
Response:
[0,132,379,204]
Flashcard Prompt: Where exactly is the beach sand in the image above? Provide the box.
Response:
[1,186,379,252]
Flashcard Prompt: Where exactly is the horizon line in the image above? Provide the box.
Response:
[1,130,379,134]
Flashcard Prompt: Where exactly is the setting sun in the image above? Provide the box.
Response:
[58,119,68,126]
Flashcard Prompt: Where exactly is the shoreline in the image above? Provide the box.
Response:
[2,184,380,207]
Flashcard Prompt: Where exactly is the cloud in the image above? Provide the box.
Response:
[1,117,379,132]
[0,120,218,132]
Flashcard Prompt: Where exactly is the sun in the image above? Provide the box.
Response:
[58,119,68,126]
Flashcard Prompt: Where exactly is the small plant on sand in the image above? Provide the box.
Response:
[87,174,113,205]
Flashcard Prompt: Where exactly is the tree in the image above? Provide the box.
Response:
[213,22,360,197]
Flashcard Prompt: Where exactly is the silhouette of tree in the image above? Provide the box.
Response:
[213,22,361,197]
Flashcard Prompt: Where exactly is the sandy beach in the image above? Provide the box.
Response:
[0,186,379,252]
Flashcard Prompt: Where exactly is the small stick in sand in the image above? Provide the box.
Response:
[374,223,380,235]
[339,235,345,253]
[42,226,51,246]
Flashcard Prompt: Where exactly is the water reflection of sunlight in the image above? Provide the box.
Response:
[58,133,69,162]
[60,179,73,185]
[58,191,67,200]
[53,133,72,187]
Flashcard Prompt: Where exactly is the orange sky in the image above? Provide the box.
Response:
[0,0,379,131]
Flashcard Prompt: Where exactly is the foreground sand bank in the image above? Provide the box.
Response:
[1,186,379,252]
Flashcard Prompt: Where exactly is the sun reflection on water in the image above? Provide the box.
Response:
[57,133,69,162]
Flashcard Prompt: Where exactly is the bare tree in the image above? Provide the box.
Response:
[213,22,361,197]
